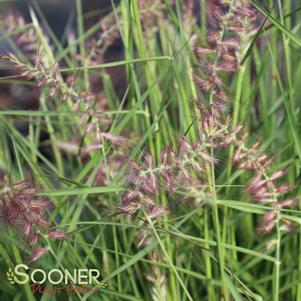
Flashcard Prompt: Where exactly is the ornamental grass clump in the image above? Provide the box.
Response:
[0,1,300,300]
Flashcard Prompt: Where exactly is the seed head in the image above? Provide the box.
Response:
[27,247,49,265]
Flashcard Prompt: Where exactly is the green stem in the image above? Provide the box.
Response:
[204,211,216,301]
[210,150,229,301]
[226,64,246,182]
[274,211,281,301]
[76,0,89,90]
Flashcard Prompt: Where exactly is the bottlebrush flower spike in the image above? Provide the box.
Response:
[119,123,236,220]
[233,137,297,233]
[192,0,296,237]
[194,0,261,113]
[1,180,52,238]
[0,52,122,157]
[0,178,67,258]
[0,53,94,112]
